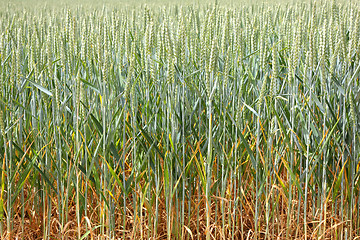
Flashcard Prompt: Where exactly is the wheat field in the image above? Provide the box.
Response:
[0,0,359,239]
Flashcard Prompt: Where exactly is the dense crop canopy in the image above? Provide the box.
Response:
[0,1,359,239]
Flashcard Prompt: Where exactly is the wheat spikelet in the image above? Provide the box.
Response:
[206,36,217,98]
[270,44,278,99]
[257,74,268,111]
[349,90,356,128]
[0,109,5,140]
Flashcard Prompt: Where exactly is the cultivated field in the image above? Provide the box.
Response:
[0,0,359,239]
